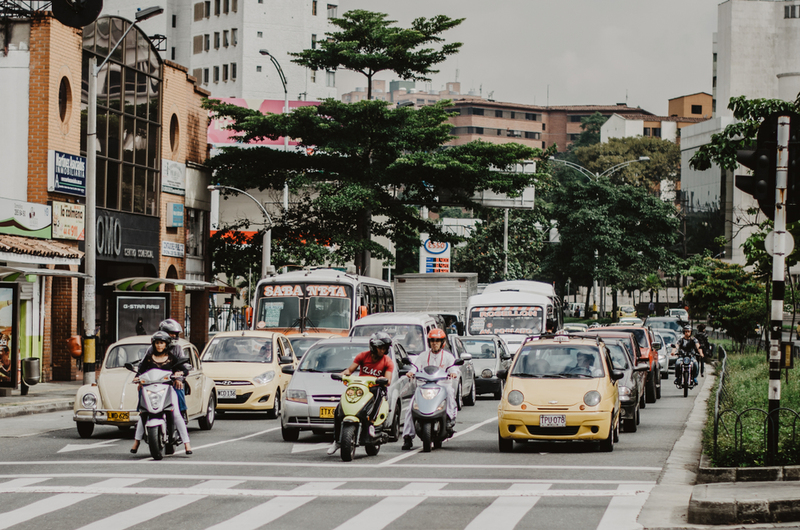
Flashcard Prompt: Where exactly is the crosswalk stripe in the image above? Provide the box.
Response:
[0,493,96,530]
[464,483,551,530]
[331,482,447,530]
[0,477,50,489]
[203,482,345,530]
[76,495,206,530]
[595,483,654,530]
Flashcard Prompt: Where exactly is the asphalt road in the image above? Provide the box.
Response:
[0,376,703,530]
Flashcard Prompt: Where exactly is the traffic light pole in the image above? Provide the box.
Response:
[768,115,791,464]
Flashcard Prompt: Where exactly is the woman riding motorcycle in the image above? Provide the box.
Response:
[130,331,192,455]
[327,332,395,456]
[401,328,458,451]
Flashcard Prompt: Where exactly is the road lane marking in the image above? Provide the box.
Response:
[595,483,654,530]
[291,442,331,454]
[331,482,447,530]
[75,494,206,530]
[204,482,345,530]
[465,484,551,530]
[167,426,281,456]
[0,493,97,530]
[380,416,499,466]
[0,477,50,488]
[58,438,122,453]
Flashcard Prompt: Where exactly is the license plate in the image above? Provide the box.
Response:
[218,389,237,399]
[107,411,129,422]
[319,407,335,419]
[539,414,566,428]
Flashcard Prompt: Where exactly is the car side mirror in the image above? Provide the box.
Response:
[460,353,472,362]
[124,362,136,373]
[651,342,662,350]
[611,369,625,381]
[331,373,343,381]
[496,369,508,379]
[633,364,649,372]
[501,353,511,360]
[279,355,293,365]
[453,358,465,366]
[281,365,295,375]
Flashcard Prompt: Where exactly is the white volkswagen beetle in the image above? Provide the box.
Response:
[73,335,217,438]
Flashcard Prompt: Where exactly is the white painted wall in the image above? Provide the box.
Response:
[0,24,30,202]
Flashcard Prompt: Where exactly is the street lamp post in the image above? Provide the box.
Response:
[259,50,289,212]
[83,6,163,385]
[208,185,275,278]
[549,156,650,181]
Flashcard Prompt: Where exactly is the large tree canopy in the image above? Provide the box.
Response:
[573,136,680,188]
[290,10,463,100]
[204,98,552,275]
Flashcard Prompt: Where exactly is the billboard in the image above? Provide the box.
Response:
[52,201,85,240]
[419,233,451,273]
[116,296,169,341]
[0,284,19,389]
[0,198,52,239]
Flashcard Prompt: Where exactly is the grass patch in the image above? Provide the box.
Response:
[703,341,800,467]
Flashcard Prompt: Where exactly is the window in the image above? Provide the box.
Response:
[214,65,220,82]
[256,65,262,72]
[542,123,546,131]
[416,98,425,104]
[506,129,522,138]
[204,34,210,51]
[691,104,702,115]
[310,69,316,83]
[185,209,205,257]
[495,110,503,118]
[222,64,228,81]
[652,128,661,138]
[214,32,220,49]
[524,131,541,140]
[510,112,516,119]
[192,68,202,82]
[569,115,587,123]
[475,127,484,134]
[214,0,220,15]
[312,34,317,49]
[525,113,539,121]
[643,127,651,136]
[231,62,237,80]
[231,28,237,46]
[312,0,317,15]
[327,4,337,18]
[568,133,580,141]
[257,31,263,38]
[204,1,211,17]
[172,14,177,27]
[232,0,237,12]
[193,35,203,54]
[203,68,209,84]
[194,3,204,21]
[786,5,799,18]
[470,107,484,116]
[326,70,335,87]
[171,47,175,60]
[223,30,229,47]
[223,0,229,13]
[58,76,71,122]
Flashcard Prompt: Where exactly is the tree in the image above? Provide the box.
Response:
[290,10,463,100]
[574,136,680,188]
[204,97,552,275]
[570,112,608,149]
[451,208,548,283]
[642,273,665,304]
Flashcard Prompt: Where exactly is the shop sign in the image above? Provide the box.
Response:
[161,159,186,196]
[52,201,85,241]
[117,296,168,340]
[162,241,185,258]
[88,210,159,266]
[47,150,86,197]
[166,203,184,227]
[0,198,52,239]
[418,233,450,273]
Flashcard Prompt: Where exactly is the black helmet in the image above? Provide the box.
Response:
[369,332,392,355]
[159,319,182,337]
[151,330,172,348]
[683,326,692,333]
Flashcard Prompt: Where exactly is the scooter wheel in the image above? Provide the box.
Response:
[365,443,380,456]
[420,422,433,453]
[340,423,357,462]
[147,426,163,460]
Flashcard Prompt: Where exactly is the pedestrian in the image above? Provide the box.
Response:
[695,324,710,370]
[648,301,655,316]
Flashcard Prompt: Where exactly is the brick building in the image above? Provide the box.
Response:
[0,12,213,384]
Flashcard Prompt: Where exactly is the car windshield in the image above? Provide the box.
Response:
[605,343,629,370]
[288,337,325,359]
[461,339,497,359]
[105,344,149,369]
[297,344,365,373]
[201,337,273,363]
[614,328,648,348]
[350,325,426,355]
[647,319,682,332]
[512,344,605,378]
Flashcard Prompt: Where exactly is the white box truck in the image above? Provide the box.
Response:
[393,273,478,325]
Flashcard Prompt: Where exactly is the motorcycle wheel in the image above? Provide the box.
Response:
[433,439,443,450]
[683,372,689,397]
[419,422,433,453]
[365,442,380,456]
[340,423,357,462]
[147,425,164,460]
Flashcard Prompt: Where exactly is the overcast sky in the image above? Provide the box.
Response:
[336,0,722,116]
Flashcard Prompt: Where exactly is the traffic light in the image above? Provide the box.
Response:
[735,111,800,222]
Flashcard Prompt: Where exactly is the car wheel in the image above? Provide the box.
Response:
[635,406,640,425]
[198,395,216,430]
[498,430,513,453]
[76,421,94,439]
[639,389,646,409]
[623,417,637,433]
[267,390,281,419]
[388,404,402,442]
[456,382,463,411]
[613,419,620,443]
[493,379,504,400]
[464,379,476,406]
[598,421,614,453]
[645,372,657,403]
[655,374,662,400]
[281,423,300,442]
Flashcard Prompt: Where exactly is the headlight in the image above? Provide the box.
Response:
[420,387,441,400]
[507,390,524,406]
[145,387,167,407]
[285,389,307,403]
[253,370,276,385]
[618,386,631,401]
[82,393,97,408]
[481,368,494,379]
[584,390,602,407]
[345,386,364,403]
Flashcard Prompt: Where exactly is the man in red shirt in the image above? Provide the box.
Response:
[328,332,394,455]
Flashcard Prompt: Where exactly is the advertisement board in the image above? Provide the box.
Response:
[116,295,169,341]
[52,201,85,240]
[418,233,451,273]
[166,203,184,227]
[161,159,186,196]
[0,284,19,389]
[0,198,52,239]
[47,150,86,197]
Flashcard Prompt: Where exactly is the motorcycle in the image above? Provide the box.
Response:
[125,360,187,460]
[411,359,464,453]
[674,353,697,398]
[330,374,391,462]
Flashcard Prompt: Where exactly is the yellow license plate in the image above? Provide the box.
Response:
[319,407,335,419]
[107,411,129,422]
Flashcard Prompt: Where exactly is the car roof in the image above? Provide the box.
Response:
[209,330,284,339]
[461,335,501,341]
[351,312,435,325]
[645,317,681,322]
[308,337,371,346]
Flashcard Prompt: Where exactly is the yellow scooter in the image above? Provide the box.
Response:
[330,374,390,462]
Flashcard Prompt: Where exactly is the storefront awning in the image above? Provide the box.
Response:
[104,277,219,292]
[0,266,89,282]
[0,234,83,266]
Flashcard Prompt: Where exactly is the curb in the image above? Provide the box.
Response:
[689,482,800,526]
[697,454,800,483]
[0,399,74,419]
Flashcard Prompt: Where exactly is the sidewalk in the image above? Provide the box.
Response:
[0,381,81,419]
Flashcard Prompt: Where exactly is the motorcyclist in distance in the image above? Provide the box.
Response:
[401,328,459,450]
[327,332,394,456]
[672,326,703,386]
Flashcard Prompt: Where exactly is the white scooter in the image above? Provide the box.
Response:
[411,357,466,453]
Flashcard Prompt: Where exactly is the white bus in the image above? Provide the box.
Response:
[251,268,393,335]
[481,280,562,331]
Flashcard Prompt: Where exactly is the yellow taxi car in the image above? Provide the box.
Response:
[497,335,622,452]
[200,331,298,418]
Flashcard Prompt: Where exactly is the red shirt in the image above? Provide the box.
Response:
[352,350,394,378]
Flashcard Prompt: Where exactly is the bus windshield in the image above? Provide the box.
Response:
[255,283,353,331]
[468,305,544,336]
